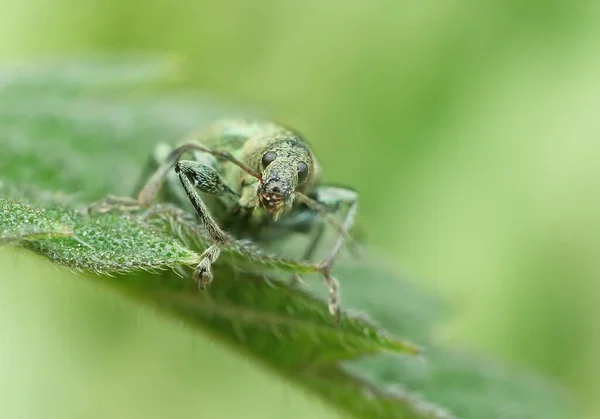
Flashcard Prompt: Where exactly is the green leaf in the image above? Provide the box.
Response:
[0,198,72,243]
[0,57,573,419]
[1,180,417,356]
[0,183,199,272]
[335,260,575,419]
[1,182,425,417]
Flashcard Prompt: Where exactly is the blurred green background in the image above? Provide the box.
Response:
[1,0,599,418]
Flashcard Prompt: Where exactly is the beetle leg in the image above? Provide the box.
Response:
[312,186,358,321]
[313,186,358,267]
[174,160,232,288]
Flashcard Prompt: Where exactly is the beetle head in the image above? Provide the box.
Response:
[258,141,311,219]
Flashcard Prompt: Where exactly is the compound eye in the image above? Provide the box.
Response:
[297,161,309,184]
[262,151,277,168]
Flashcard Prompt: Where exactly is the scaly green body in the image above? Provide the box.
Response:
[93,119,357,320]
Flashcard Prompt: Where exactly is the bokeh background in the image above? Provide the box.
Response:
[1,1,599,418]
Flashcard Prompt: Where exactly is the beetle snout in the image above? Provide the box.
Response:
[260,177,291,197]
[259,177,291,211]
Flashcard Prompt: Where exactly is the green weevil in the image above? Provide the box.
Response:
[92,119,358,318]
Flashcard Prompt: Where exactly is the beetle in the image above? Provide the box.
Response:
[92,119,358,319]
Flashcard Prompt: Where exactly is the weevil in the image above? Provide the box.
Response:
[92,119,358,319]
